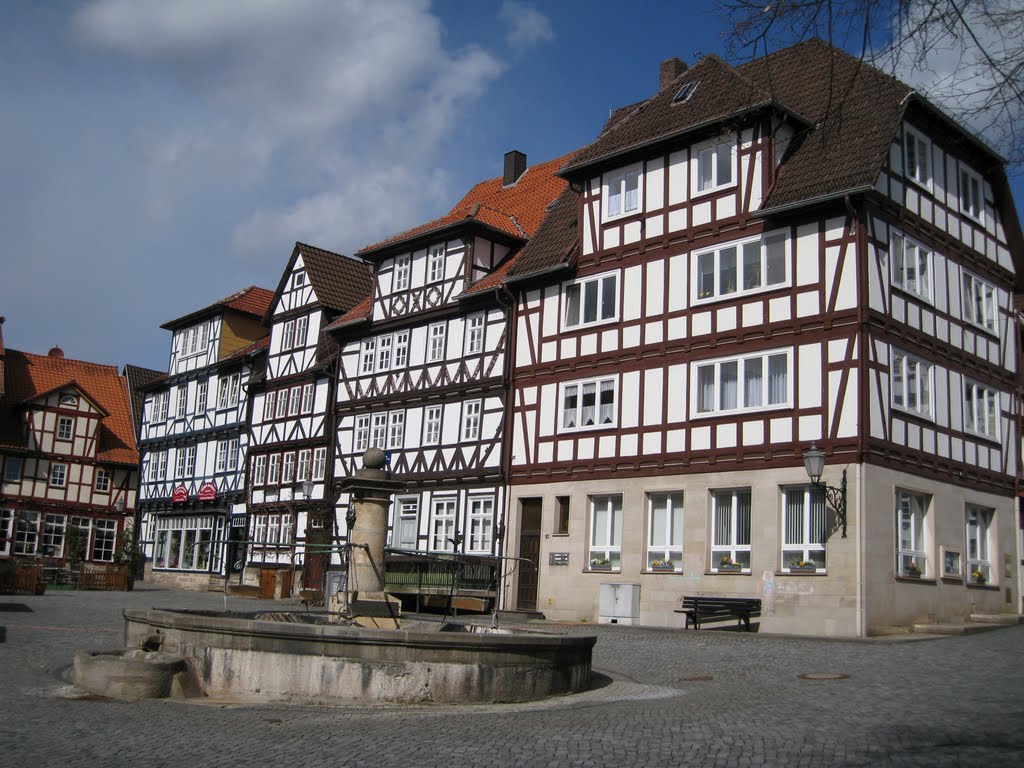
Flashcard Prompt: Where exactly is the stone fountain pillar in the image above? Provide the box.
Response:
[338,448,405,628]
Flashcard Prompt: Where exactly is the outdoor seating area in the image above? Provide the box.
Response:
[676,596,762,631]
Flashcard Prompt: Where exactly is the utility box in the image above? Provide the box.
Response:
[598,583,640,625]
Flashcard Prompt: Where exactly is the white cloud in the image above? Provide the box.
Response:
[499,1,555,52]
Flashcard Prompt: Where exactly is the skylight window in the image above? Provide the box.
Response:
[673,81,698,103]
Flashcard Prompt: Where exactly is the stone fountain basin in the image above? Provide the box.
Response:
[122,608,595,705]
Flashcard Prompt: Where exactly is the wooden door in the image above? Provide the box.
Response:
[517,498,542,610]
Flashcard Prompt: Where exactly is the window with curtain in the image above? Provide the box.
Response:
[561,376,617,431]
[588,495,622,569]
[711,489,751,571]
[896,490,929,576]
[694,350,790,416]
[647,492,683,570]
[782,487,826,571]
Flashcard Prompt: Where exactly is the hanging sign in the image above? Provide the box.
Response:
[198,481,218,502]
[171,485,188,503]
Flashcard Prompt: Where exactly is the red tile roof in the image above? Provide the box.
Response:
[293,243,374,314]
[161,285,275,330]
[358,153,573,256]
[0,349,139,465]
[324,295,372,332]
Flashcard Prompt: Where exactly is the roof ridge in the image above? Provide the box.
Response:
[14,348,121,374]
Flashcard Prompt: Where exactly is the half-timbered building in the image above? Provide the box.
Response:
[325,152,567,604]
[1,340,138,568]
[136,286,272,590]
[502,42,1023,635]
[246,243,372,592]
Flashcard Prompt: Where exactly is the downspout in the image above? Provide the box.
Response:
[848,192,867,637]
[495,281,517,614]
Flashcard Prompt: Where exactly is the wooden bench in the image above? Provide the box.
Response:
[675,596,762,631]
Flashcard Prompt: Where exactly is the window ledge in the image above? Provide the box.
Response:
[704,570,750,576]
[550,533,570,538]
[966,583,999,591]
[895,575,936,584]
[643,569,681,575]
[777,571,826,576]
[586,569,620,574]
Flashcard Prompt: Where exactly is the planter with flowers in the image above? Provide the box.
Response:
[903,561,922,578]
[971,569,987,586]
[650,559,676,572]
[590,558,612,571]
[788,559,818,573]
[717,556,742,573]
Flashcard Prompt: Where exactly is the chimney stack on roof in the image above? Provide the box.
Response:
[48,346,64,358]
[660,57,687,90]
[503,150,527,187]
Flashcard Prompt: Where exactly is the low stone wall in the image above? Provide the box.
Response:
[123,609,595,704]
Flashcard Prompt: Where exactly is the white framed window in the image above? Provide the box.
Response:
[176,449,187,478]
[461,400,482,441]
[646,492,683,570]
[589,494,622,569]
[216,441,229,473]
[282,320,296,351]
[294,315,308,348]
[695,233,787,301]
[292,270,306,290]
[289,386,301,417]
[92,519,117,562]
[465,314,485,355]
[196,381,207,415]
[268,454,281,485]
[297,449,311,481]
[428,323,446,362]
[467,496,494,553]
[301,383,315,414]
[371,414,387,448]
[966,505,993,583]
[430,497,457,552]
[428,244,446,283]
[964,380,999,439]
[275,389,288,418]
[42,513,66,558]
[393,497,419,550]
[282,452,296,484]
[94,469,111,493]
[904,124,931,189]
[176,386,187,419]
[711,489,751,571]
[312,447,327,480]
[57,416,73,441]
[891,231,932,302]
[959,165,984,222]
[217,373,240,408]
[14,510,40,555]
[263,391,276,421]
[897,490,929,577]
[4,456,23,483]
[393,331,409,369]
[424,406,442,445]
[148,450,167,482]
[891,349,933,419]
[695,349,790,415]
[563,272,618,329]
[962,271,997,334]
[0,509,12,555]
[782,487,826,572]
[252,454,266,486]
[377,335,393,371]
[388,411,405,449]
[226,438,239,472]
[355,415,370,452]
[50,463,67,487]
[394,254,410,291]
[560,377,616,431]
[150,391,168,423]
[185,446,195,476]
[361,339,376,374]
[695,137,735,193]
[603,164,642,220]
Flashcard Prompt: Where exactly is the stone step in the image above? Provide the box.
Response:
[913,621,1004,635]
[207,576,227,593]
[969,613,1024,625]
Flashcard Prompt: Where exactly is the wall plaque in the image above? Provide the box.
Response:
[549,552,569,566]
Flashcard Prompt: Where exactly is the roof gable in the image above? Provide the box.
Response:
[160,285,274,331]
[265,243,373,322]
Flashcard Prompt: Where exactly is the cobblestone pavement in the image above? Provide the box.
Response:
[2,587,1023,767]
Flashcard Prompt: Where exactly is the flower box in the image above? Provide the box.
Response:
[901,570,921,579]
[589,563,612,571]
[717,565,742,573]
[788,566,818,574]
[651,565,676,572]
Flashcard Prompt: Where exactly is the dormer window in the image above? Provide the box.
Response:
[59,393,78,406]
[57,417,73,441]
[603,164,642,220]
[428,245,446,283]
[292,270,306,289]
[695,137,735,194]
[673,81,697,103]
[394,254,410,291]
[904,125,932,190]
[959,165,984,223]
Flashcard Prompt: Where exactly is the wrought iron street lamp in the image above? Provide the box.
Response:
[802,443,848,538]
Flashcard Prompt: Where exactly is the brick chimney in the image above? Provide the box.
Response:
[503,150,527,186]
[660,57,687,90]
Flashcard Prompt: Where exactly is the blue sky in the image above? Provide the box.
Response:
[2,1,1021,372]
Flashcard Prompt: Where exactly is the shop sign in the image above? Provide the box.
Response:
[171,485,188,503]
[198,481,217,502]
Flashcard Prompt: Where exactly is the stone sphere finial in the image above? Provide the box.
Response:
[363,447,386,470]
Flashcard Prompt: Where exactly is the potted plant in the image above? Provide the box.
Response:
[904,560,922,578]
[718,556,741,572]
[971,569,986,585]
[590,557,612,570]
[788,559,817,573]
[650,559,675,571]
[112,529,141,590]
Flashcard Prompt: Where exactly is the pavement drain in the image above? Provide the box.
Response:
[798,672,850,680]
[679,675,714,682]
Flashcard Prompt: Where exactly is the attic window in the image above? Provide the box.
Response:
[673,81,698,103]
[59,393,78,406]
[292,271,306,289]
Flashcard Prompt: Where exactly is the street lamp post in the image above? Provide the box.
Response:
[802,443,848,538]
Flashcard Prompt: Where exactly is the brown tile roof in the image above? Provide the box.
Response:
[561,54,787,176]
[323,295,372,332]
[358,153,573,256]
[161,285,275,330]
[0,350,139,465]
[505,187,580,281]
[294,242,374,314]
